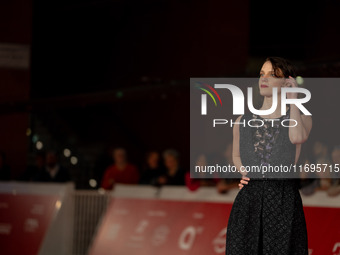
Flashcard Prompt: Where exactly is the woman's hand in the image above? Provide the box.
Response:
[239,175,250,190]
[284,75,298,99]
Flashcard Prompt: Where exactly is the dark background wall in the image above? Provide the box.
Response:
[1,0,340,186]
[0,0,32,177]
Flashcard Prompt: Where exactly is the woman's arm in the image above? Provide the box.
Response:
[233,115,250,189]
[286,76,313,144]
[289,107,312,144]
[232,116,242,173]
[232,115,247,177]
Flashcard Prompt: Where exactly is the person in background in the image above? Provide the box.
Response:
[185,153,219,191]
[101,147,139,190]
[139,150,164,185]
[93,146,114,187]
[214,143,239,194]
[299,157,320,196]
[35,151,70,182]
[156,149,185,186]
[327,145,340,197]
[313,141,332,190]
[21,151,46,181]
[0,151,11,181]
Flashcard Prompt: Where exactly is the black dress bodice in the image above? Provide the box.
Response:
[239,110,297,179]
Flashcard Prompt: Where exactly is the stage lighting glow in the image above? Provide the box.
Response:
[70,156,78,165]
[98,188,105,194]
[116,91,123,98]
[89,179,97,188]
[64,148,71,157]
[26,128,32,136]
[296,76,304,85]
[36,141,43,150]
[32,134,39,143]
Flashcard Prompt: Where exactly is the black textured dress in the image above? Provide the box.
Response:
[225,111,308,255]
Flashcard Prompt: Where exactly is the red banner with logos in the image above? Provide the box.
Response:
[0,194,59,255]
[89,198,340,255]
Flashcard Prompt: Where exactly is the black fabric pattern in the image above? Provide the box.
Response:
[225,111,308,255]
[252,113,288,168]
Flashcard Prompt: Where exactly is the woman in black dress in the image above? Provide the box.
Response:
[225,57,312,255]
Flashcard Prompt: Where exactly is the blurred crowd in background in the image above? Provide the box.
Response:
[1,139,339,197]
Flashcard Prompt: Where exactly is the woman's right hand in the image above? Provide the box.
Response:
[239,175,250,190]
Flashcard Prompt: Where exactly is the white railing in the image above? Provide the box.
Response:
[73,190,110,255]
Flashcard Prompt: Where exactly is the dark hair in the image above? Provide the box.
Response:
[265,57,297,78]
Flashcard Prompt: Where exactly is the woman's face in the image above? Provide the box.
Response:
[258,61,286,97]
